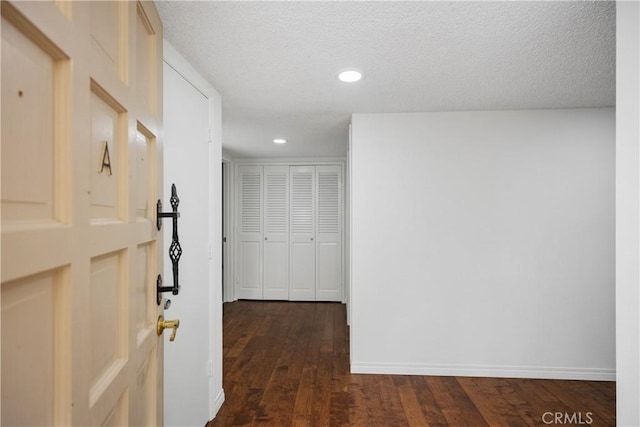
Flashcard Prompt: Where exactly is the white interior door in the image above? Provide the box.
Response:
[236,165,263,299]
[263,165,289,300]
[162,58,211,426]
[316,165,343,301]
[1,1,165,425]
[289,166,316,300]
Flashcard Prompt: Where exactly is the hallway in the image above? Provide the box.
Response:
[208,301,615,426]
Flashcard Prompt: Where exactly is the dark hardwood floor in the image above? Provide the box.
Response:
[207,301,615,426]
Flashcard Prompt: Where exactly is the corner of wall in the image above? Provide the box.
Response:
[616,1,640,425]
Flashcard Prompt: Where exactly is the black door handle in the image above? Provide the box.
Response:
[157,183,182,305]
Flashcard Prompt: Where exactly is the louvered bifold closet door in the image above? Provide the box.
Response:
[236,166,263,299]
[263,166,289,299]
[316,165,343,301]
[289,166,316,300]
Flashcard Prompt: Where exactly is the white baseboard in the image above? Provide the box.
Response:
[350,362,615,381]
[209,388,225,421]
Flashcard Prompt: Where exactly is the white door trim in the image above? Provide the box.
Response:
[222,157,235,302]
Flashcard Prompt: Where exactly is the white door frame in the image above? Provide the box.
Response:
[222,156,235,302]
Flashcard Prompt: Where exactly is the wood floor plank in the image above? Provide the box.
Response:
[255,377,298,425]
[207,301,616,426]
[542,379,615,427]
[410,376,449,426]
[457,377,509,427]
[393,375,430,427]
[361,373,398,426]
[292,367,316,425]
[441,376,489,426]
[472,377,535,426]
[311,351,333,426]
[379,375,411,426]
[319,305,334,354]
[329,390,351,427]
[428,376,478,426]
[347,376,370,426]
[508,379,554,426]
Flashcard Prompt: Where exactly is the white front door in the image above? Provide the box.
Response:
[1,1,166,425]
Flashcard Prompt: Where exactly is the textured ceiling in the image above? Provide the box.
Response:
[157,1,615,159]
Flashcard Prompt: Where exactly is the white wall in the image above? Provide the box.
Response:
[616,2,640,424]
[351,108,615,380]
[163,40,224,425]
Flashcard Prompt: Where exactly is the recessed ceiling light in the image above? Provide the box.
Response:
[273,138,287,144]
[338,69,363,83]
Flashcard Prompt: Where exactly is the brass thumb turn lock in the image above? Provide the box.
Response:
[157,315,180,342]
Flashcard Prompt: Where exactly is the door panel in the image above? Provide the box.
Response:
[290,166,315,300]
[1,269,65,426]
[290,241,315,300]
[238,241,262,298]
[263,165,289,299]
[236,166,263,299]
[89,250,126,401]
[239,167,262,234]
[89,1,126,81]
[134,125,156,223]
[0,12,59,223]
[315,166,342,301]
[263,241,288,299]
[1,1,164,425]
[316,242,342,300]
[136,2,157,113]
[89,87,125,222]
[135,242,155,342]
[131,350,156,426]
